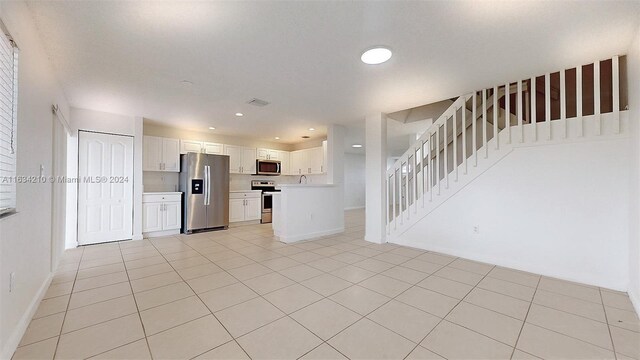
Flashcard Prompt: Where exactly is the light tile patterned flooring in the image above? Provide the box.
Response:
[13,210,640,359]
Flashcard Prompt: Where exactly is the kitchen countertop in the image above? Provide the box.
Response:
[143,191,183,195]
[230,190,262,193]
[277,183,335,188]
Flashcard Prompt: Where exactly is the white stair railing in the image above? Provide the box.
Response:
[386,55,625,238]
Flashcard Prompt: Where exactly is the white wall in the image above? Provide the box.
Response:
[396,138,630,291]
[627,25,640,312]
[344,153,365,209]
[0,2,70,357]
[67,108,144,246]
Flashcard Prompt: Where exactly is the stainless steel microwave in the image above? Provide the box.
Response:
[255,159,281,176]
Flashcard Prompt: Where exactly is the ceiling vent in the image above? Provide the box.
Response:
[247,98,270,107]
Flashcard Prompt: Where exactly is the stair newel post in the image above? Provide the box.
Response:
[560,69,567,138]
[428,135,433,202]
[394,167,399,229]
[594,60,601,135]
[454,104,459,182]
[493,86,499,150]
[577,65,583,137]
[517,80,523,143]
[421,140,426,208]
[403,160,409,221]
[613,55,620,134]
[482,89,488,158]
[545,73,551,140]
[386,174,390,235]
[531,78,537,142]
[505,83,511,144]
[462,96,468,175]
[436,126,441,195]
[444,116,449,189]
[472,93,477,167]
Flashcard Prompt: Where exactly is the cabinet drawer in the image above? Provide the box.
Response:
[143,193,182,203]
[229,191,261,199]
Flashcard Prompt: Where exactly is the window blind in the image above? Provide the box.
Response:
[0,26,17,215]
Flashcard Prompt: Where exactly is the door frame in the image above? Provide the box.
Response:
[51,107,70,271]
[77,130,135,245]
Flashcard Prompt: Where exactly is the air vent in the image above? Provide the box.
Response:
[247,98,270,107]
[301,136,310,139]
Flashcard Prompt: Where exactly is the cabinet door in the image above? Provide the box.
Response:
[142,202,163,232]
[279,151,290,175]
[242,147,257,174]
[143,136,162,171]
[256,148,269,160]
[203,142,223,155]
[309,147,323,174]
[245,198,262,221]
[163,202,181,230]
[229,199,246,222]
[267,150,279,160]
[162,138,181,172]
[180,140,203,154]
[290,151,302,175]
[224,145,243,174]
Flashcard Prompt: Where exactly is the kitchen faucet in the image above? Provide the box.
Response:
[298,175,308,184]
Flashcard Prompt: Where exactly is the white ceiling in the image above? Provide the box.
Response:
[26,1,640,146]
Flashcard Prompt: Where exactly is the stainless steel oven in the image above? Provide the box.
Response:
[251,180,280,223]
[255,159,281,176]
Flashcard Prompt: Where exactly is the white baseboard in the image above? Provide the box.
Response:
[344,206,365,211]
[629,288,640,317]
[143,229,180,238]
[1,273,53,359]
[279,227,345,243]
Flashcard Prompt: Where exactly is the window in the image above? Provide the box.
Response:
[0,21,18,215]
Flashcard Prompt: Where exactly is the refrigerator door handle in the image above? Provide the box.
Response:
[207,165,211,206]
[204,165,209,205]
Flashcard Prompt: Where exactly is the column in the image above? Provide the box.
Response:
[365,112,387,244]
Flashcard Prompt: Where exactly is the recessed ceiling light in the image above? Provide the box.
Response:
[208,127,216,130]
[274,137,280,140]
[235,113,243,117]
[308,128,315,131]
[352,144,363,148]
[361,47,392,65]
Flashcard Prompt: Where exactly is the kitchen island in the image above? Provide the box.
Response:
[270,184,344,243]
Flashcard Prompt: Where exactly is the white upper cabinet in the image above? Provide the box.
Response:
[289,143,326,175]
[180,140,203,154]
[180,140,223,155]
[144,136,180,172]
[279,151,290,175]
[224,145,256,174]
[203,142,223,155]
[257,148,280,160]
[242,147,257,174]
[224,145,243,173]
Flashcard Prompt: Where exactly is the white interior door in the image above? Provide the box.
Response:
[78,131,134,245]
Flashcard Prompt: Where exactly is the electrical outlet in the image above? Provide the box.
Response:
[9,272,15,293]
[473,225,480,234]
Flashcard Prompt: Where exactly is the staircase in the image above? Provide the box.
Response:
[386,55,628,241]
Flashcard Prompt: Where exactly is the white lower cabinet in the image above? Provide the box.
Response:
[229,191,261,223]
[143,193,182,236]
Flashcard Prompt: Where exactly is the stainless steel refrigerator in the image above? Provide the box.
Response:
[179,153,230,233]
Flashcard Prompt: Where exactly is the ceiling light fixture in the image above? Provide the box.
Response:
[308,128,315,131]
[208,127,216,130]
[235,113,243,117]
[352,144,363,148]
[274,137,280,140]
[361,47,392,65]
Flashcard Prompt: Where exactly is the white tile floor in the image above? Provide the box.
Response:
[13,210,640,359]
